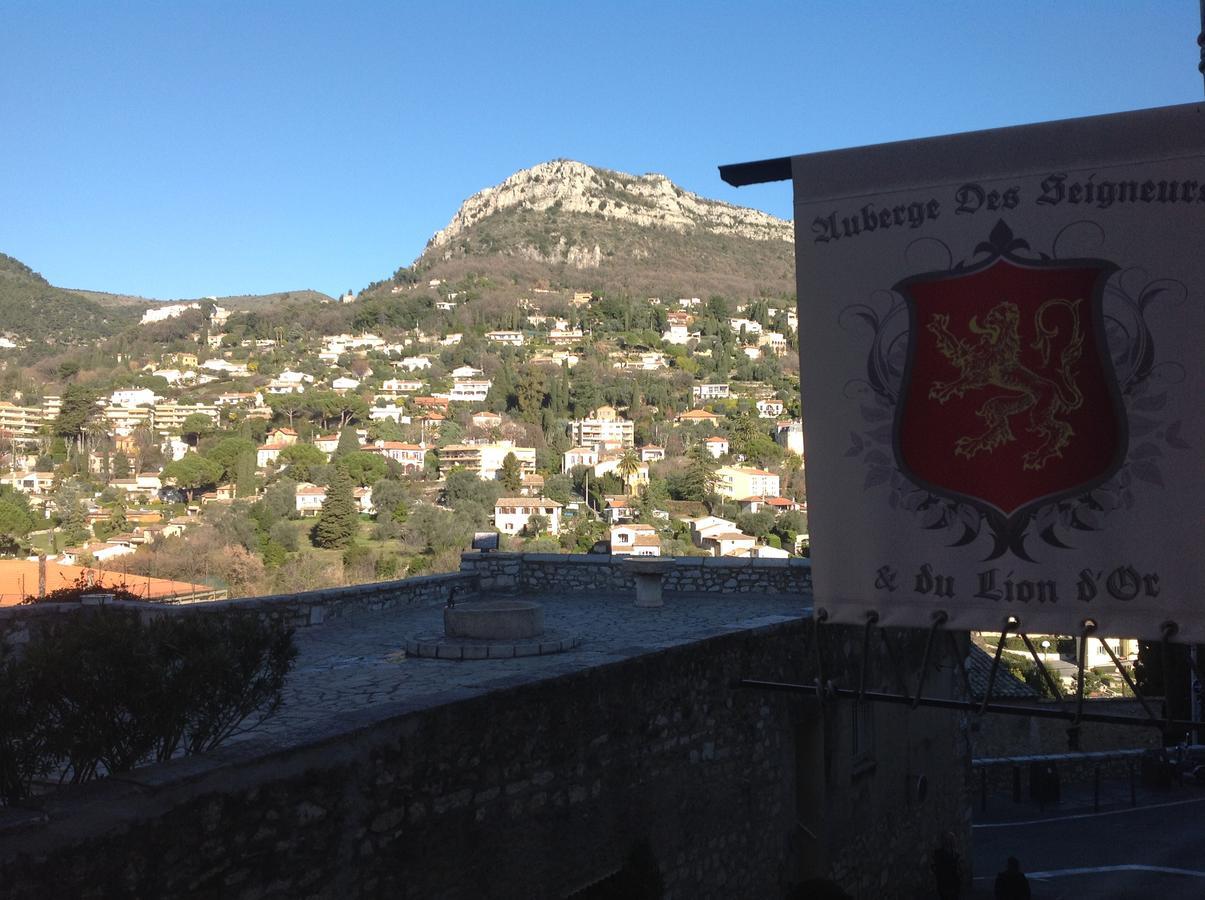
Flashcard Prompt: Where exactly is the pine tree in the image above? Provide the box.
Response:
[500,452,522,492]
[313,468,358,548]
[333,427,360,460]
[235,451,258,498]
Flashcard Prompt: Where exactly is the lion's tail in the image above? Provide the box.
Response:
[1032,299,1084,410]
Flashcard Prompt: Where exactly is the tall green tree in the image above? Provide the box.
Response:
[682,442,720,503]
[180,413,214,447]
[0,488,37,554]
[235,451,258,498]
[163,454,224,501]
[54,385,100,441]
[313,468,358,549]
[111,451,131,479]
[333,427,360,460]
[499,452,522,493]
[616,448,641,493]
[205,436,257,483]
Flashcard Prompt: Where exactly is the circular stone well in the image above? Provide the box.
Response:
[443,599,544,641]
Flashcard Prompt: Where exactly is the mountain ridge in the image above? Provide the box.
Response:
[395,160,796,301]
[424,159,791,259]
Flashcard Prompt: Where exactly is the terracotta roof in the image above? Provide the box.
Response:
[0,560,214,608]
[495,498,562,508]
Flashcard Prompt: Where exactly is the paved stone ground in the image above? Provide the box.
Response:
[233,590,809,747]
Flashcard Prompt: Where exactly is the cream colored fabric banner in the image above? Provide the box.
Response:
[791,103,1205,640]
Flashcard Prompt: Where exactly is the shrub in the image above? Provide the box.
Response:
[22,571,146,605]
[0,608,296,805]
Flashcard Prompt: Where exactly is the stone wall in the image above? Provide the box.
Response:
[971,697,1160,762]
[0,556,972,900]
[460,551,813,597]
[0,571,478,649]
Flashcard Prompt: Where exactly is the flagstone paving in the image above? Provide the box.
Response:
[235,590,809,747]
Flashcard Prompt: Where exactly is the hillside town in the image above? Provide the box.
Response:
[0,284,807,602]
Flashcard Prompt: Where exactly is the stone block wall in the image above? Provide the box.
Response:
[460,551,813,598]
[0,622,803,898]
[0,615,970,900]
[0,571,478,650]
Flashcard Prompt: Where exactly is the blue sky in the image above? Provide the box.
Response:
[2,1,1201,299]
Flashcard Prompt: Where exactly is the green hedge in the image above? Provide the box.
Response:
[0,610,296,805]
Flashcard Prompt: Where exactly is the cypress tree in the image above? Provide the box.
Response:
[333,427,360,460]
[313,468,358,548]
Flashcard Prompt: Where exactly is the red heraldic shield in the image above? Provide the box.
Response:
[896,253,1122,520]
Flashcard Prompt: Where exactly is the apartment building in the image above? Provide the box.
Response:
[439,441,535,480]
[568,406,634,450]
[715,465,781,500]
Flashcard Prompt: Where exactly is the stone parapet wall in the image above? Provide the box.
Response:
[460,551,812,597]
[0,571,478,649]
[0,621,805,899]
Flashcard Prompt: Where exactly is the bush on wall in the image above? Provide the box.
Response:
[0,609,296,805]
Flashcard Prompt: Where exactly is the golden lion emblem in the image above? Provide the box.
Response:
[926,299,1084,470]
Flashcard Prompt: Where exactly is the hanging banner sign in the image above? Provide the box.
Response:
[791,103,1205,640]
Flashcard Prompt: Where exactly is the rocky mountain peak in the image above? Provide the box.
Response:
[424,160,792,258]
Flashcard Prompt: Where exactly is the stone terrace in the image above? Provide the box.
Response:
[254,581,810,747]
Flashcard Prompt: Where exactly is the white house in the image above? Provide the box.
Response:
[757,399,785,418]
[372,441,427,472]
[449,379,492,403]
[199,358,250,377]
[109,388,158,407]
[485,330,525,346]
[295,483,326,516]
[563,446,600,473]
[380,378,423,394]
[729,317,763,336]
[493,498,562,536]
[775,420,805,456]
[704,436,729,459]
[369,404,409,423]
[331,376,361,393]
[692,383,731,402]
[399,356,432,371]
[609,523,661,557]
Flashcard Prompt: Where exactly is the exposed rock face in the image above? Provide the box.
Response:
[425,160,791,262]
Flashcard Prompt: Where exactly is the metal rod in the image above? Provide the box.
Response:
[735,679,1205,729]
[858,612,878,702]
[980,617,1015,716]
[1162,621,1179,742]
[1069,620,1094,751]
[912,611,946,709]
[947,630,974,704]
[879,627,912,697]
[814,607,829,701]
[1021,633,1065,705]
[1098,635,1160,724]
